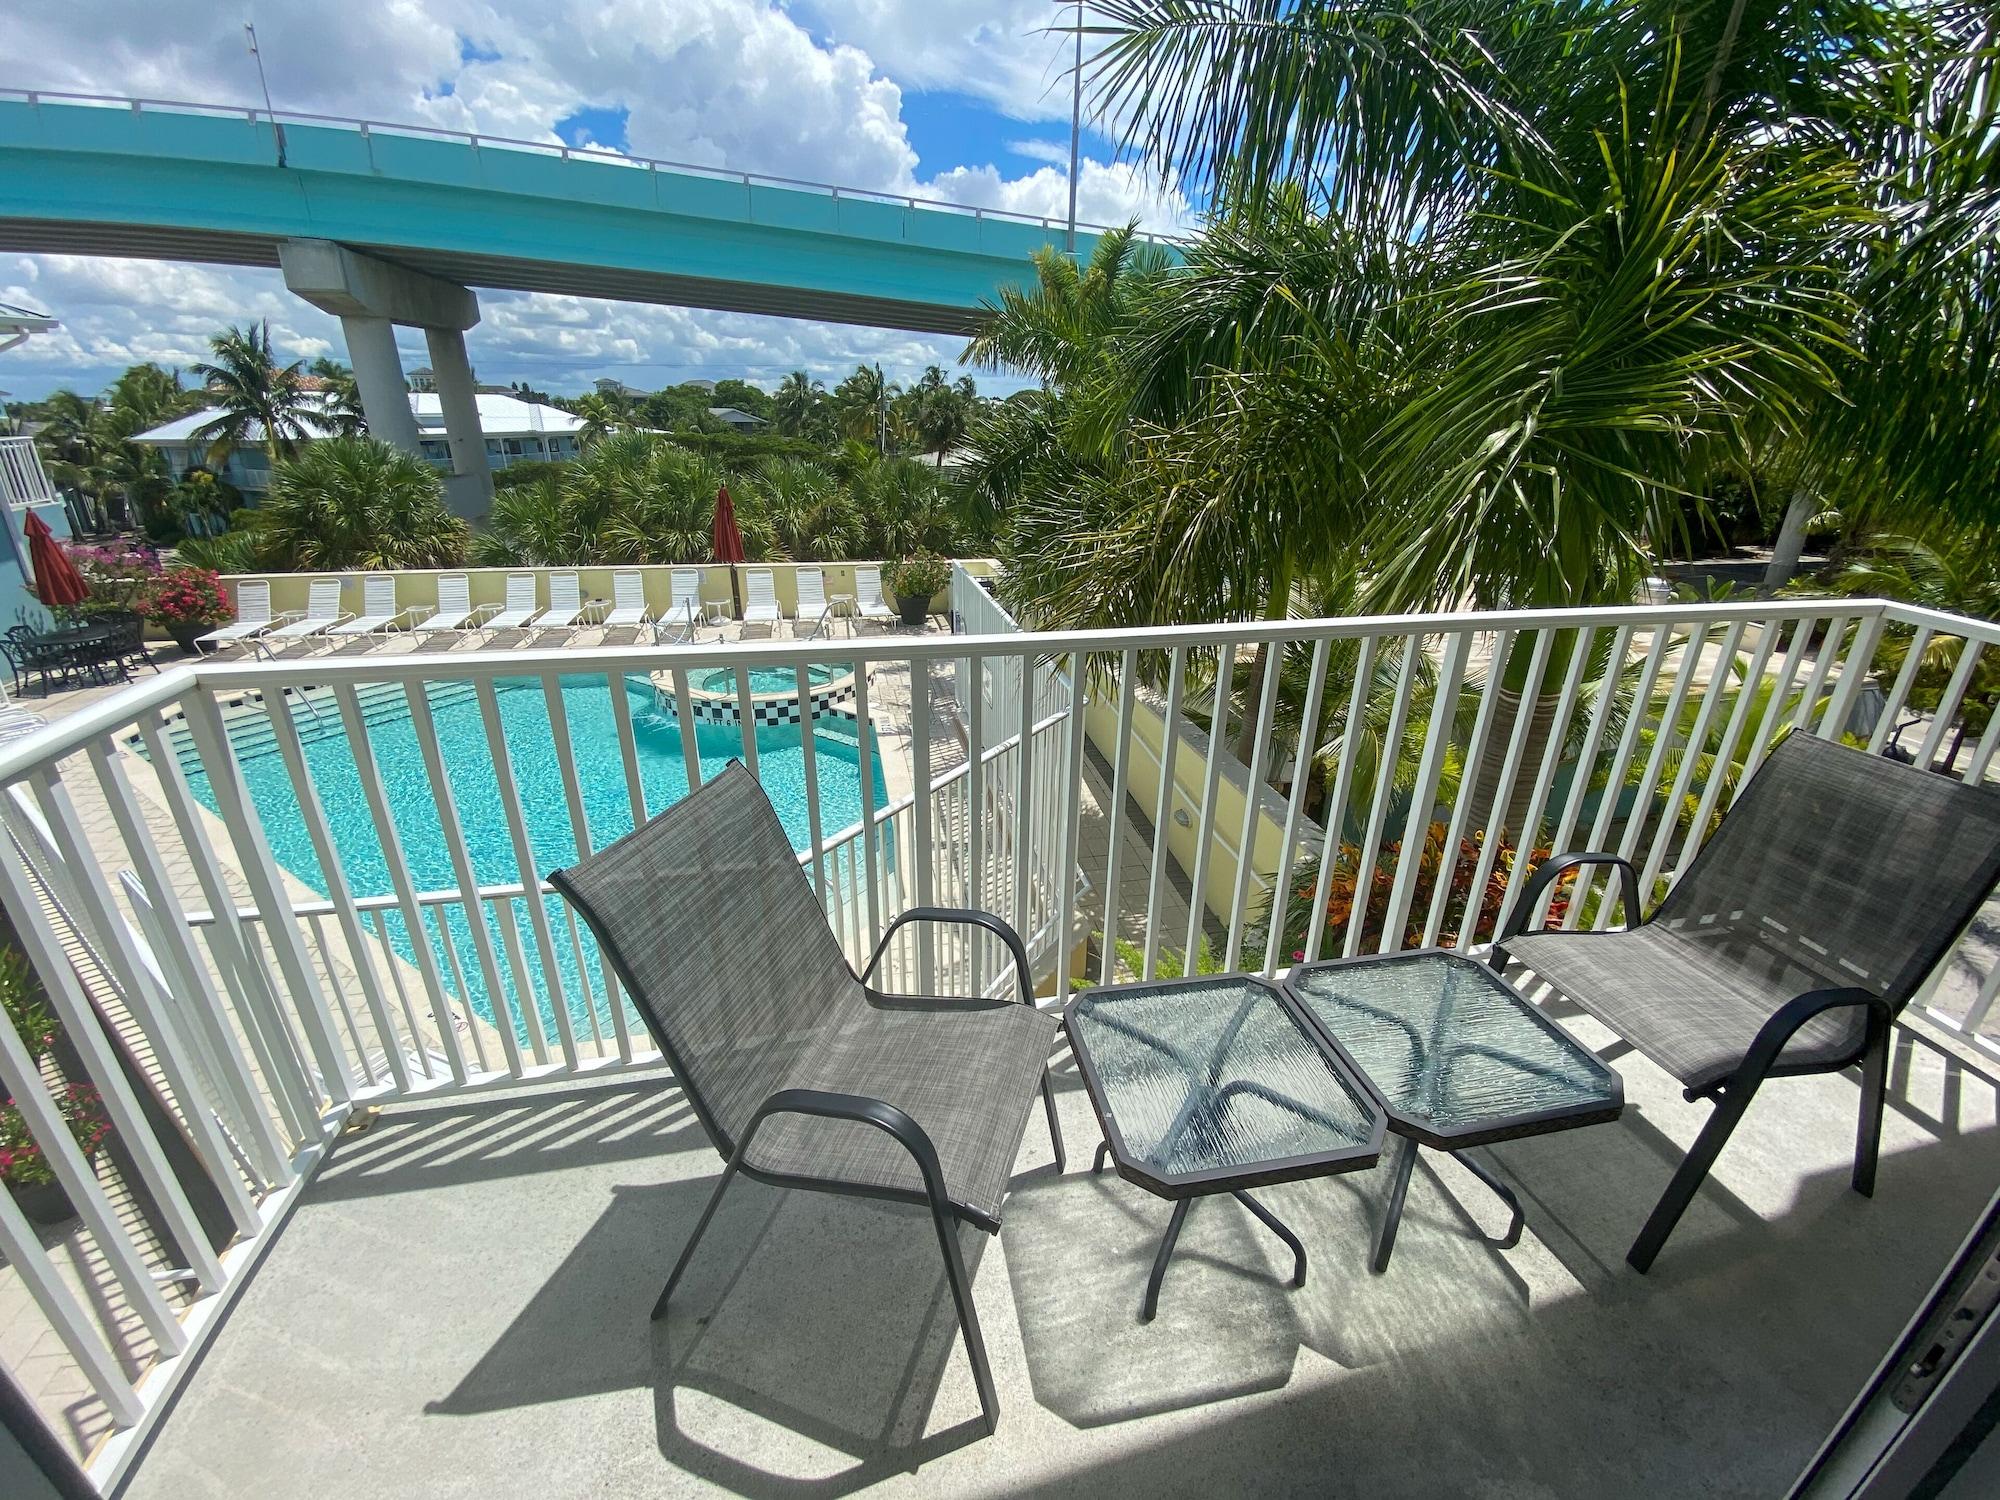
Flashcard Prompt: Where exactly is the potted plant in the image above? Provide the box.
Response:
[147,566,231,655]
[2,1081,112,1227]
[884,552,949,626]
[0,948,109,1227]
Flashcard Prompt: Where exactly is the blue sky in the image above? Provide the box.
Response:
[0,2,1190,404]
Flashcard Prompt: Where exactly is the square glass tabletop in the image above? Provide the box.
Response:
[1284,950,1622,1149]
[1063,974,1385,1197]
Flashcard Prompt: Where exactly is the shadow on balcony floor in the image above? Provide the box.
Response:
[122,1027,2000,1500]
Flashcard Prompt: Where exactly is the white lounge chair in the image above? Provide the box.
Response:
[852,566,897,624]
[408,573,497,642]
[0,679,46,746]
[742,568,781,631]
[602,571,654,637]
[327,574,417,638]
[262,578,350,645]
[668,568,716,625]
[534,572,595,641]
[197,581,278,651]
[483,573,543,635]
[794,568,834,639]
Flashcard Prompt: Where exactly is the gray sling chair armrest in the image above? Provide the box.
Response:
[863,906,1035,1003]
[1493,852,1643,958]
[859,905,1067,1174]
[1628,987,1892,1272]
[654,1084,1003,1433]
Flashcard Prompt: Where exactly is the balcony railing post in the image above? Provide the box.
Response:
[476,679,580,1070]
[1226,642,1287,968]
[1182,639,1237,967]
[0,832,188,1352]
[25,765,256,1257]
[1265,637,1331,975]
[1379,630,1470,954]
[132,715,317,1146]
[331,684,476,1085]
[1097,649,1138,985]
[263,688,414,1095]
[1306,634,1378,964]
[1422,628,1515,948]
[1141,646,1189,981]
[1346,634,1425,958]
[184,687,356,1106]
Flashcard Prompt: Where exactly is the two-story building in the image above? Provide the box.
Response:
[130,391,587,496]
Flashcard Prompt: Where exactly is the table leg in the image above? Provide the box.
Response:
[1371,1136,1418,1275]
[1141,1199,1191,1322]
[1232,1190,1307,1287]
[1092,1139,1110,1175]
[1459,1152,1526,1250]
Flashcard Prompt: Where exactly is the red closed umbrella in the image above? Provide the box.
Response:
[711,485,747,618]
[22,511,87,609]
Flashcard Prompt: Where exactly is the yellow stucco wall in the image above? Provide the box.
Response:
[219,558,996,623]
[1084,681,1315,954]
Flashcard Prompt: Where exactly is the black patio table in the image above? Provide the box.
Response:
[1284,949,1623,1272]
[2,621,120,696]
[1063,972,1386,1321]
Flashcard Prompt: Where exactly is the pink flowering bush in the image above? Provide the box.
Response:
[0,1082,110,1187]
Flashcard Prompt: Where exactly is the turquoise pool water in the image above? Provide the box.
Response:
[175,673,885,1052]
[689,662,850,695]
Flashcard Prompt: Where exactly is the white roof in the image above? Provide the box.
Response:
[132,392,585,444]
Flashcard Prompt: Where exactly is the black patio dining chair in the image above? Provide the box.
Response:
[1494,733,2000,1273]
[548,762,1065,1435]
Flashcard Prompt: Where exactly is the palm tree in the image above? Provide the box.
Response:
[308,357,367,437]
[833,364,898,452]
[257,436,467,570]
[903,366,978,466]
[570,393,623,449]
[190,322,327,469]
[747,458,858,560]
[773,370,826,438]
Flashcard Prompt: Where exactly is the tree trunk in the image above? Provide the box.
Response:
[1763,490,1814,591]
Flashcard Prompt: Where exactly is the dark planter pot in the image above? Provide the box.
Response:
[7,1176,78,1227]
[168,623,206,656]
[895,592,932,626]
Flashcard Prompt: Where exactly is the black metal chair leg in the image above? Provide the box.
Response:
[653,1160,739,1320]
[925,1178,1000,1434]
[1040,1068,1066,1173]
[1628,1085,1757,1273]
[1459,1152,1525,1250]
[1371,1136,1418,1274]
[1853,1020,1890,1197]
[1232,1190,1307,1287]
[1142,1200,1191,1322]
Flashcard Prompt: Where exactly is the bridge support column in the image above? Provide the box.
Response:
[423,325,493,517]
[340,315,421,455]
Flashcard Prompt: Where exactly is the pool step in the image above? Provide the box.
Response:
[156,678,488,778]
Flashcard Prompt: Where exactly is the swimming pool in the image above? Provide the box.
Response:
[170,673,886,1051]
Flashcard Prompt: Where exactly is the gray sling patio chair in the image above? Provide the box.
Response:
[1494,733,2000,1273]
[547,762,1064,1434]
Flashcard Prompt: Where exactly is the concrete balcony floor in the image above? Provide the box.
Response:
[126,995,2000,1500]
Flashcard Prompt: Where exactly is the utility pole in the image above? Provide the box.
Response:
[1066,0,1082,254]
[244,23,287,168]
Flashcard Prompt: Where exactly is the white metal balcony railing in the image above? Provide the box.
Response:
[0,592,1996,1490]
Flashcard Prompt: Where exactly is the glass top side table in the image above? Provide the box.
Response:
[1285,949,1622,1271]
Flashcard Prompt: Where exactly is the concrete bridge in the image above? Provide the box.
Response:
[0,93,1150,510]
